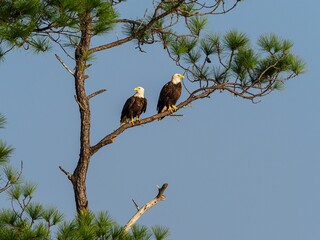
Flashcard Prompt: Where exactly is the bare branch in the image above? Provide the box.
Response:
[156,183,168,198]
[123,183,168,233]
[132,199,140,211]
[55,54,74,75]
[90,85,220,155]
[88,89,107,100]
[59,166,73,181]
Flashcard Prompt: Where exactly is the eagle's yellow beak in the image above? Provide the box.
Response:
[134,87,139,91]
[180,75,185,79]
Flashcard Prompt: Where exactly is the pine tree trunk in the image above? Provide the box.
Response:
[72,13,92,213]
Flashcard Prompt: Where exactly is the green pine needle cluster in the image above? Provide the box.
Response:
[0,207,171,240]
[223,30,249,51]
[200,34,220,56]
[0,114,6,129]
[171,37,198,57]
[151,225,170,240]
[123,2,205,49]
[0,0,118,58]
[0,141,13,165]
[188,16,208,36]
[169,30,305,90]
[0,182,62,240]
[0,0,41,44]
[1,180,170,240]
[0,114,21,194]
[44,0,118,35]
[57,212,170,240]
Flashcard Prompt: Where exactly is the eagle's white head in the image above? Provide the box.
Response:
[171,73,184,84]
[134,86,145,98]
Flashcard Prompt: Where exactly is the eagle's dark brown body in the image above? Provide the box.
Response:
[157,81,182,114]
[121,96,147,125]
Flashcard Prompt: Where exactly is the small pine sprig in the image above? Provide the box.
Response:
[151,225,170,240]
[223,30,249,51]
[188,16,208,36]
[131,224,152,240]
[94,211,114,238]
[0,141,13,165]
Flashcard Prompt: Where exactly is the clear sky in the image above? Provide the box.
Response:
[1,1,319,239]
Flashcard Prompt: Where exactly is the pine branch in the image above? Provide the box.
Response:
[88,0,185,54]
[0,161,23,194]
[90,85,221,155]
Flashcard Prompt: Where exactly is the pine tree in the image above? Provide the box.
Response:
[0,182,169,239]
[0,0,305,231]
[0,115,169,239]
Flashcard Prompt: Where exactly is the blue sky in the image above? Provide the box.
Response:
[1,1,320,239]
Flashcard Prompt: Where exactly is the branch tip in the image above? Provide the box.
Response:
[123,182,169,233]
[156,183,168,198]
[59,166,73,180]
[88,89,107,99]
[132,198,140,211]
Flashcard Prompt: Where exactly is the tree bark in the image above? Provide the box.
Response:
[72,13,93,213]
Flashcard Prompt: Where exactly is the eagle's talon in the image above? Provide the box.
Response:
[172,105,178,112]
[168,105,177,113]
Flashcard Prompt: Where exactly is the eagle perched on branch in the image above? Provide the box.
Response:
[120,87,147,126]
[157,73,184,118]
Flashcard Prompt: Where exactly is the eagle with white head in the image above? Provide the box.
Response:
[157,73,184,118]
[120,87,147,125]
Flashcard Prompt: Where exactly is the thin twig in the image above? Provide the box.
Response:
[132,199,140,211]
[59,166,73,180]
[55,54,74,75]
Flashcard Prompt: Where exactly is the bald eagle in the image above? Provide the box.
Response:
[157,73,184,118]
[120,87,147,126]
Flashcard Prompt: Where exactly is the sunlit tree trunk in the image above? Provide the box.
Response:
[72,13,92,213]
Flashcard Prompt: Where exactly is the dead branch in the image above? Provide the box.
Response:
[90,86,220,155]
[132,199,140,211]
[55,54,74,75]
[123,183,168,233]
[59,166,73,181]
[88,89,107,100]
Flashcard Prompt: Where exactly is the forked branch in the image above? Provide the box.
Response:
[123,183,168,233]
